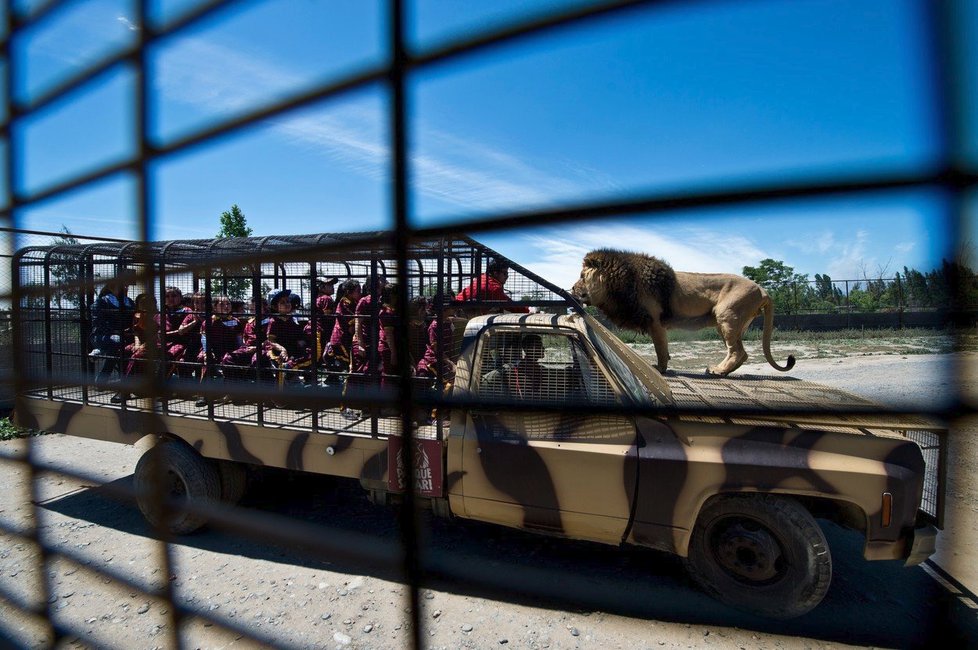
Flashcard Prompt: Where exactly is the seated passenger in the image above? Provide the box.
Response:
[325,278,361,374]
[414,294,456,424]
[114,292,158,402]
[480,334,546,401]
[416,293,457,385]
[194,295,243,406]
[219,296,266,382]
[306,276,339,362]
[201,296,244,374]
[454,258,529,315]
[326,279,362,418]
[90,278,136,384]
[161,286,191,376]
[262,288,312,385]
[377,283,400,389]
[175,291,207,378]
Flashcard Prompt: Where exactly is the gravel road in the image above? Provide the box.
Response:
[0,351,975,649]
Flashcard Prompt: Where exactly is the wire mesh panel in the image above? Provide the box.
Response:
[0,0,974,648]
[14,233,580,438]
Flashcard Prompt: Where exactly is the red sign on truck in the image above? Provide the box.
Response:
[388,436,443,497]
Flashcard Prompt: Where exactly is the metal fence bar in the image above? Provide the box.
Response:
[0,0,975,647]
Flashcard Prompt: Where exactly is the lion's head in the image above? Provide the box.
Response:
[570,251,615,306]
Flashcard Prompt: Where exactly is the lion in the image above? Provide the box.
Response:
[571,249,795,377]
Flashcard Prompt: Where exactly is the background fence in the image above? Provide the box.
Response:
[0,1,975,649]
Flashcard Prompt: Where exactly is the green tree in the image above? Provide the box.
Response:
[216,205,253,300]
[51,225,82,308]
[217,204,253,238]
[742,259,795,286]
[742,259,811,314]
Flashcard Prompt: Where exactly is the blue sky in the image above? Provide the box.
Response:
[6,0,977,292]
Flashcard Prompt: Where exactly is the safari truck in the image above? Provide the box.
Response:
[11,233,945,619]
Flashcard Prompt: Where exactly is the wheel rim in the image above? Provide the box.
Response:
[709,516,786,585]
[165,469,188,501]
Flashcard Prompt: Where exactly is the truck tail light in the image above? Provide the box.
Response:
[881,492,893,528]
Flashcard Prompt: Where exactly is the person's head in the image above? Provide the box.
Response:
[164,286,183,310]
[290,293,302,311]
[248,296,267,315]
[364,274,388,295]
[135,292,157,312]
[487,258,510,285]
[317,276,339,297]
[99,278,128,298]
[339,279,362,302]
[190,291,206,311]
[381,283,399,310]
[267,288,293,315]
[430,292,455,317]
[409,295,429,320]
[212,295,232,315]
[522,335,544,362]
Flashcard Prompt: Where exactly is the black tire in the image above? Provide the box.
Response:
[134,440,221,535]
[215,460,249,505]
[684,494,832,619]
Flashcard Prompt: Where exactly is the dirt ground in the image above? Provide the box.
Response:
[0,341,975,649]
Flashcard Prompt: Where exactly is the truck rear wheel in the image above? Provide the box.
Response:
[134,440,221,535]
[685,494,832,619]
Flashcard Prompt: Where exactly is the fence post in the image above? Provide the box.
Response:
[845,280,850,329]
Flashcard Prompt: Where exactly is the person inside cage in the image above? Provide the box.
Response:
[415,293,457,424]
[112,292,160,402]
[407,295,431,374]
[345,275,388,415]
[326,279,362,419]
[351,274,388,373]
[260,288,312,387]
[377,282,401,390]
[90,276,136,386]
[455,257,529,315]
[173,291,206,379]
[217,295,266,384]
[416,293,458,381]
[160,286,191,376]
[306,276,339,363]
[193,295,244,406]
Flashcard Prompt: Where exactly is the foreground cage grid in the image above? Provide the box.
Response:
[0,1,974,649]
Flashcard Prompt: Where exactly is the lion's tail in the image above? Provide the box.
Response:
[761,295,795,372]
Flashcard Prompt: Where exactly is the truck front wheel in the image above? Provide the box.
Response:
[134,440,221,535]
[685,494,832,619]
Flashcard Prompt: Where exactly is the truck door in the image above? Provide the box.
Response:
[460,329,639,545]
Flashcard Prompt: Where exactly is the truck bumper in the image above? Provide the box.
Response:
[904,524,939,566]
[864,523,939,563]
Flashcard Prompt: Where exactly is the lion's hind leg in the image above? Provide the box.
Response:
[707,314,749,376]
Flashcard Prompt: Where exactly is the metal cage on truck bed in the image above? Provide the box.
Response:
[12,232,582,438]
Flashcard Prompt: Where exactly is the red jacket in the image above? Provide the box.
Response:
[455,274,529,313]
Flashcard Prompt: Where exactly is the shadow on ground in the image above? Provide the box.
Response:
[41,471,976,648]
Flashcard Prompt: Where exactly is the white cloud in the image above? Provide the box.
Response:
[895,241,915,254]
[826,229,874,280]
[27,6,137,70]
[518,224,769,291]
[117,15,139,31]
[154,37,619,211]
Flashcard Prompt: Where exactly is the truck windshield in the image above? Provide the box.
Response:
[583,315,670,407]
